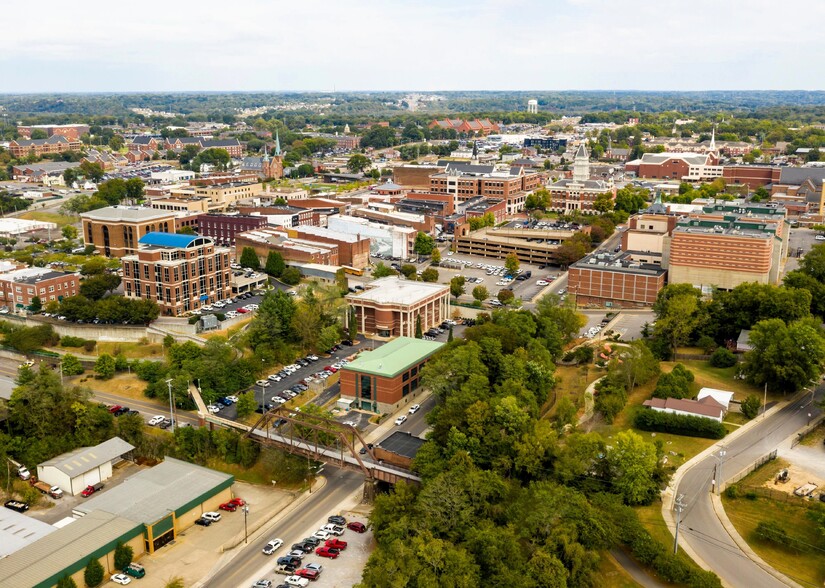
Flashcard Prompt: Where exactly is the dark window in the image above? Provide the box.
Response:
[359,375,372,400]
[402,371,410,382]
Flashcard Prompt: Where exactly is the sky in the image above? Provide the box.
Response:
[0,0,820,93]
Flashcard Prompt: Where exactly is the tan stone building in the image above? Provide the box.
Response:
[81,207,199,258]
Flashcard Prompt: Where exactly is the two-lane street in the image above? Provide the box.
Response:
[675,388,823,588]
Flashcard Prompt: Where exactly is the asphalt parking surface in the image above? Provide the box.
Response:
[786,227,820,274]
[608,311,655,341]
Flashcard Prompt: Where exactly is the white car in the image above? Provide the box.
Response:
[408,404,420,414]
[268,374,281,381]
[308,355,319,361]
[536,280,549,286]
[305,562,323,573]
[817,235,825,241]
[148,415,165,426]
[111,574,132,585]
[394,415,407,426]
[313,530,331,540]
[342,420,357,427]
[202,511,221,522]
[284,577,310,588]
[271,397,286,405]
[226,395,239,403]
[256,380,271,387]
[207,404,220,414]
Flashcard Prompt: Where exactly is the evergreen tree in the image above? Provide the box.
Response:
[239,247,260,270]
[114,541,133,570]
[415,315,423,339]
[264,251,285,277]
[84,558,104,587]
[448,324,454,342]
[57,576,77,588]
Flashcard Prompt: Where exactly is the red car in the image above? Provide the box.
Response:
[325,538,347,550]
[237,308,248,314]
[218,502,237,512]
[346,521,366,533]
[107,405,122,414]
[228,497,246,507]
[296,569,320,581]
[315,546,340,559]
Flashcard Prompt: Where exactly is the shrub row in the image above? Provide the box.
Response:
[59,336,96,351]
[635,409,727,439]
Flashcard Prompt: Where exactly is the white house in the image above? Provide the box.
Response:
[37,437,134,496]
[642,396,726,423]
[697,387,735,411]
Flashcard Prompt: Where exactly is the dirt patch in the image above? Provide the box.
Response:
[761,461,825,497]
[74,372,148,400]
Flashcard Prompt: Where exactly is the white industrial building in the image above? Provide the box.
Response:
[37,437,135,496]
[0,218,58,237]
[327,214,416,259]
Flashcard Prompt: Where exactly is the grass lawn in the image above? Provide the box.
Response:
[205,317,253,340]
[19,211,77,228]
[668,360,766,402]
[722,494,825,587]
[97,341,165,359]
[595,551,640,588]
[75,372,149,401]
[634,503,701,576]
[206,458,304,490]
[544,363,603,417]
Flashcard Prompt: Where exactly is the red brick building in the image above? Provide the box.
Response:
[429,161,541,214]
[428,119,500,135]
[625,152,722,181]
[568,252,667,308]
[722,165,779,188]
[196,214,268,246]
[17,124,89,141]
[9,136,81,158]
[0,268,80,307]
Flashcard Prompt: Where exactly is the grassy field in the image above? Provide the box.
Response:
[543,363,602,418]
[723,494,825,587]
[633,503,700,577]
[97,341,165,359]
[205,316,253,340]
[75,372,148,401]
[19,211,77,228]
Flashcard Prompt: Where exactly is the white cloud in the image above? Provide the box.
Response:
[0,0,822,91]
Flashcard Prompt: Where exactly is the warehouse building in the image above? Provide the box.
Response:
[0,510,144,588]
[38,437,135,496]
[73,457,234,553]
[0,508,56,558]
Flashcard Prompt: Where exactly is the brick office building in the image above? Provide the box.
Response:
[0,267,80,308]
[339,337,444,413]
[568,251,667,308]
[285,225,371,269]
[722,165,779,189]
[625,152,722,181]
[234,227,340,267]
[547,145,616,214]
[9,136,81,158]
[122,233,231,316]
[81,207,199,258]
[429,161,541,214]
[196,214,268,246]
[345,277,450,338]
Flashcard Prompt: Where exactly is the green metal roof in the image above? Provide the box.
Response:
[342,337,444,378]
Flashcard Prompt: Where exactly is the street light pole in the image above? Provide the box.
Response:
[165,378,175,431]
[716,448,727,495]
[243,505,249,544]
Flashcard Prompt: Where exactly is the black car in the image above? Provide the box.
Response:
[291,542,314,553]
[359,443,374,455]
[218,397,233,407]
[302,536,321,547]
[195,517,212,526]
[126,410,140,417]
[277,556,302,567]
[341,339,353,346]
[4,500,29,513]
[158,418,172,429]
[328,515,347,526]
[114,407,130,417]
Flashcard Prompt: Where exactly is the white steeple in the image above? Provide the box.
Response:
[572,143,590,183]
[709,125,717,152]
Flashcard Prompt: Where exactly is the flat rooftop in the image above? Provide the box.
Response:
[347,276,448,306]
[0,508,56,559]
[81,206,175,222]
[572,251,667,276]
[342,336,444,378]
[378,431,426,460]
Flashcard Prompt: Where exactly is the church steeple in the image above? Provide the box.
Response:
[709,125,716,152]
[275,129,281,156]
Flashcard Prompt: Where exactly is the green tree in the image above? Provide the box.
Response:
[400,264,418,280]
[415,315,423,339]
[652,284,707,355]
[431,248,442,265]
[741,394,762,419]
[504,253,520,276]
[607,430,660,505]
[57,575,77,588]
[448,324,454,342]
[372,262,395,278]
[653,363,694,399]
[497,289,515,305]
[421,267,439,282]
[593,192,614,213]
[239,247,260,270]
[236,391,257,419]
[280,267,301,285]
[709,347,737,368]
[114,541,133,570]
[61,353,84,376]
[125,177,145,201]
[614,185,649,213]
[348,307,358,341]
[472,285,489,303]
[79,160,104,182]
[61,225,78,240]
[94,354,116,380]
[743,318,825,392]
[346,154,370,173]
[84,557,104,587]
[264,251,285,277]
[29,295,42,313]
[450,276,466,300]
[109,135,125,151]
[80,273,121,300]
[360,126,397,149]
[414,232,435,256]
[30,129,48,140]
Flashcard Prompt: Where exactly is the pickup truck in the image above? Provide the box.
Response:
[32,481,63,498]
[81,482,104,497]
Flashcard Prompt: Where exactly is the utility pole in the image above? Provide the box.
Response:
[243,505,249,544]
[165,378,175,431]
[763,381,767,420]
[716,447,727,495]
[673,494,685,554]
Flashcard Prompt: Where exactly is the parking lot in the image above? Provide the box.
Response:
[786,227,821,274]
[607,311,655,341]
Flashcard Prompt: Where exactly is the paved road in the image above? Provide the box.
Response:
[205,469,364,588]
[675,387,823,588]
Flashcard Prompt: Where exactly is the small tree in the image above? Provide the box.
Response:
[334,268,348,293]
[348,307,358,341]
[57,575,77,588]
[450,276,466,300]
[420,267,439,282]
[415,315,423,339]
[84,558,104,587]
[448,324,454,342]
[265,251,285,277]
[709,347,737,368]
[413,232,435,256]
[497,289,515,305]
[472,285,489,303]
[347,154,370,173]
[94,354,116,380]
[741,394,762,419]
[29,296,42,313]
[697,335,717,354]
[62,225,79,240]
[239,247,260,270]
[399,264,417,280]
[61,353,84,376]
[281,267,301,285]
[431,248,441,265]
[505,253,520,275]
[236,391,257,419]
[114,541,133,570]
[372,262,395,278]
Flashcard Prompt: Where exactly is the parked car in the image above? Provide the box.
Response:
[305,562,323,573]
[408,404,420,414]
[111,573,132,585]
[295,569,319,581]
[219,502,237,512]
[284,576,310,588]
[394,415,407,426]
[325,538,347,550]
[202,511,221,522]
[291,542,314,553]
[148,415,165,426]
[347,521,367,533]
[322,523,344,536]
[262,538,284,555]
[195,517,212,526]
[312,530,330,541]
[327,515,347,526]
[256,379,271,387]
[252,581,272,588]
[17,466,30,480]
[123,563,145,579]
[315,546,340,559]
[277,555,302,567]
[302,536,321,547]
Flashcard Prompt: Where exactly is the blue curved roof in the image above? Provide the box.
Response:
[139,232,202,248]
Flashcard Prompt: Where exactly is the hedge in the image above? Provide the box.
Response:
[634,409,727,439]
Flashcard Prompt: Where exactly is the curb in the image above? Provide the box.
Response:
[711,493,803,588]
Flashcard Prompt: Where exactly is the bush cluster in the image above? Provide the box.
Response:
[635,409,727,439]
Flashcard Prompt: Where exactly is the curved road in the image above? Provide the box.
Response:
[674,388,822,588]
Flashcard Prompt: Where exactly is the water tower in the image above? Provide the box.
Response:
[527,99,538,114]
